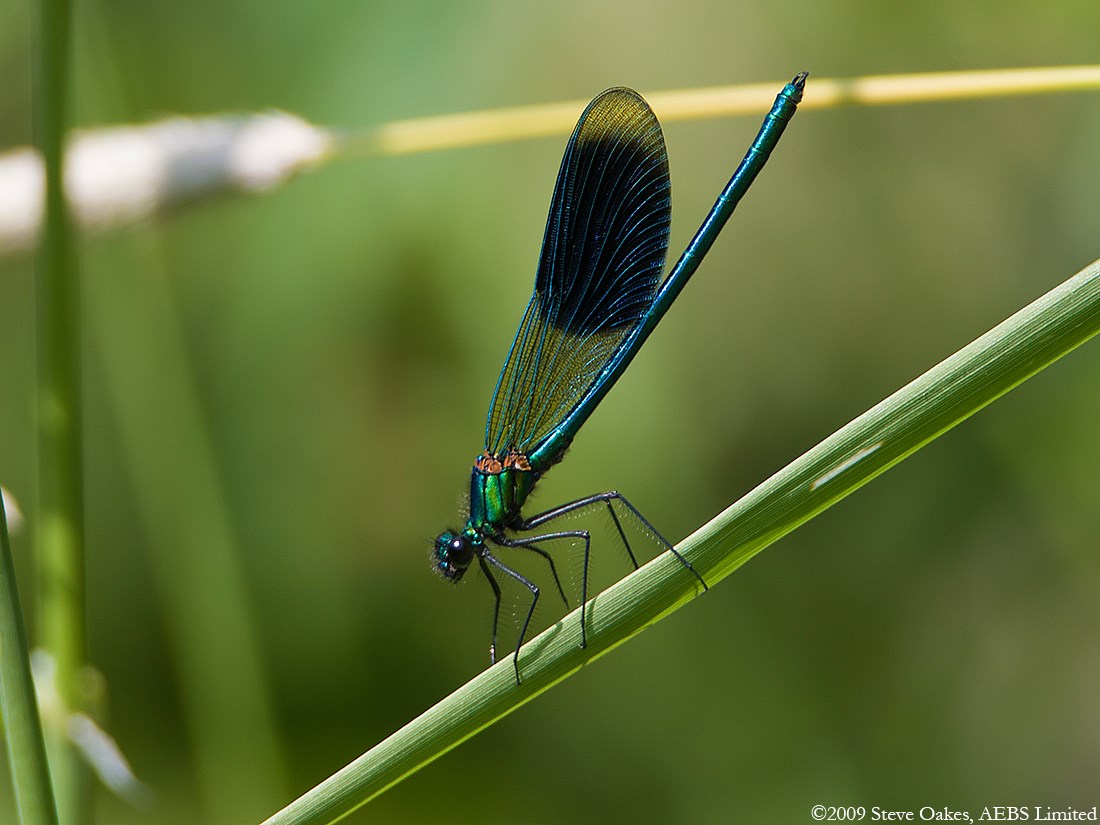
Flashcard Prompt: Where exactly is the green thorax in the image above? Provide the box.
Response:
[468,450,539,531]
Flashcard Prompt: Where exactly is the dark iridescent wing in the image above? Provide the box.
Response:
[484,88,671,460]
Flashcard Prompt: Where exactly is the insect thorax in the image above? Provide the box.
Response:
[468,449,538,530]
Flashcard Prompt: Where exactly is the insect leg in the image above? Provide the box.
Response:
[495,539,568,607]
[481,548,540,685]
[499,529,592,649]
[519,491,708,591]
[476,555,503,666]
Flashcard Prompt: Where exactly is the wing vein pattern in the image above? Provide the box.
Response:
[484,88,672,459]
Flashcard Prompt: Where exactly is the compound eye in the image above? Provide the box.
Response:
[447,535,475,567]
[433,531,475,581]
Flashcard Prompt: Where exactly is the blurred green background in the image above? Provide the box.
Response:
[2,0,1099,823]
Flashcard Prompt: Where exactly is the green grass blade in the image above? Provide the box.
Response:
[33,0,88,818]
[1,494,60,825]
[260,258,1100,825]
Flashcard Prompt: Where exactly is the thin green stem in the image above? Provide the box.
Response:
[1,496,60,825]
[34,0,88,819]
[260,257,1100,825]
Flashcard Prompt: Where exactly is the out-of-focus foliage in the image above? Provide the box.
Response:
[1,1,1098,823]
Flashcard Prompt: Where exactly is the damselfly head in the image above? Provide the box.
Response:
[432,529,475,582]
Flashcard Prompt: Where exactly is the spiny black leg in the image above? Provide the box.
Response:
[477,556,503,666]
[609,494,707,592]
[519,490,708,592]
[605,502,640,569]
[579,531,591,647]
[500,539,568,606]
[500,530,592,649]
[482,548,539,685]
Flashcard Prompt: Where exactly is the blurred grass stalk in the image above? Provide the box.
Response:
[357,64,1100,154]
[1,485,59,825]
[84,242,290,822]
[1,66,1099,258]
[262,257,1100,825]
[25,0,79,819]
